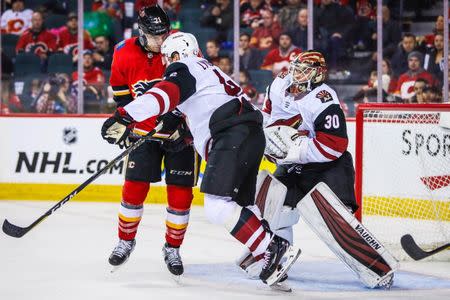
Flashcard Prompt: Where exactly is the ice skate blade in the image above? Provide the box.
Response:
[109,257,130,273]
[171,274,183,285]
[270,281,292,292]
[266,246,301,287]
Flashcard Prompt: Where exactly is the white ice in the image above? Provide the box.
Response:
[1,201,449,300]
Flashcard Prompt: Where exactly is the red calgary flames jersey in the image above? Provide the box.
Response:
[110,37,166,133]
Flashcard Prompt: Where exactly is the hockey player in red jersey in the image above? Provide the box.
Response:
[101,32,301,289]
[101,5,200,277]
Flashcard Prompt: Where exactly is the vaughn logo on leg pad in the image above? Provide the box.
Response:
[354,224,382,251]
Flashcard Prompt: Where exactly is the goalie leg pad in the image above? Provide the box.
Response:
[297,182,399,288]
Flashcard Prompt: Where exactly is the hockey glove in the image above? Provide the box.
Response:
[264,125,308,165]
[154,110,193,152]
[101,107,135,149]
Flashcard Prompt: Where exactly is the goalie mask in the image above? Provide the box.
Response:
[289,50,327,94]
[161,32,201,64]
[137,5,171,53]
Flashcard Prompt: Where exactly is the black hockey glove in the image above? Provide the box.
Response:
[161,122,193,152]
[156,110,192,152]
[101,107,135,149]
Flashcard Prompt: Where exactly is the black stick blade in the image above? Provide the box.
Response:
[2,219,29,238]
[401,234,426,260]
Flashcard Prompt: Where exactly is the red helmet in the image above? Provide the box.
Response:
[289,50,327,93]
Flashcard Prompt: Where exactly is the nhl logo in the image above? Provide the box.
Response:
[63,127,77,145]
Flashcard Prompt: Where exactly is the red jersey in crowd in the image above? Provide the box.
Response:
[396,70,437,99]
[72,67,105,86]
[250,22,282,50]
[57,27,95,56]
[16,29,57,56]
[110,37,166,133]
[261,47,302,75]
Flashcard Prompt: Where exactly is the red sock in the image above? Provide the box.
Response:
[165,185,193,247]
[118,180,149,240]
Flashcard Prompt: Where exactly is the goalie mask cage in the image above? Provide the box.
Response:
[355,103,450,260]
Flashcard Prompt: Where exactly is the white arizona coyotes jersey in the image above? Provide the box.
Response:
[1,9,32,35]
[262,72,349,164]
[124,56,249,158]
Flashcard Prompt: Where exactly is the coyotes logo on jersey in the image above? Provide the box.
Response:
[316,90,333,103]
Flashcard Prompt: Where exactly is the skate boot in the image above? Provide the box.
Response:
[259,235,290,283]
[109,239,136,267]
[162,243,184,276]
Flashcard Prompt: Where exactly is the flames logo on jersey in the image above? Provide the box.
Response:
[316,90,333,103]
[132,79,160,96]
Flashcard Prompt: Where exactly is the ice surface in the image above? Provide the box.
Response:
[1,201,449,300]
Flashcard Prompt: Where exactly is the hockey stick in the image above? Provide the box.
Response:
[400,234,450,260]
[2,123,163,238]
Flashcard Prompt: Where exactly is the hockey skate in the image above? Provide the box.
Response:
[108,239,136,272]
[259,235,301,291]
[162,243,184,282]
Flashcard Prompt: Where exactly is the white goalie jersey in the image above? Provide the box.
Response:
[262,72,349,164]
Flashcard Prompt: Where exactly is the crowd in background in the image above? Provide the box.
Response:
[1,0,449,115]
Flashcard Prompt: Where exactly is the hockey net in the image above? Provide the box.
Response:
[355,104,450,260]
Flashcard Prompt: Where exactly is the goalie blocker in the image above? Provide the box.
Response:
[238,171,398,288]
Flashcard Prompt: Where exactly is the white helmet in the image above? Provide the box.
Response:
[161,32,200,63]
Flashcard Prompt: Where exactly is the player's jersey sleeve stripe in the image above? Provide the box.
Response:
[125,81,180,121]
[312,139,338,160]
[150,87,171,114]
[315,131,348,154]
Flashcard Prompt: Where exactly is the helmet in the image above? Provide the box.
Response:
[137,5,170,35]
[137,5,170,52]
[161,32,200,63]
[289,50,327,93]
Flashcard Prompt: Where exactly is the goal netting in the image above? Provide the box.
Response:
[355,104,450,260]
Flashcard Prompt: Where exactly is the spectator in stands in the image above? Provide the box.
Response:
[369,5,401,58]
[239,70,258,104]
[1,79,23,113]
[93,35,113,70]
[163,0,181,27]
[424,33,444,81]
[1,0,32,35]
[352,0,376,50]
[316,0,354,74]
[391,33,417,77]
[382,58,397,94]
[35,73,73,113]
[240,0,270,28]
[200,0,233,35]
[92,0,125,21]
[396,51,438,101]
[423,15,447,47]
[72,50,106,95]
[57,12,95,57]
[352,70,381,103]
[278,0,303,31]
[205,39,221,66]
[422,86,441,103]
[218,56,233,76]
[250,9,282,50]
[261,32,301,76]
[239,32,263,70]
[34,0,70,15]
[286,7,324,52]
[406,78,428,103]
[16,11,57,60]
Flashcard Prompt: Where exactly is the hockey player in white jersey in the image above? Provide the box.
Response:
[238,50,398,289]
[101,32,300,288]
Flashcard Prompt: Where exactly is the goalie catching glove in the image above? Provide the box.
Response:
[101,107,135,149]
[264,125,308,164]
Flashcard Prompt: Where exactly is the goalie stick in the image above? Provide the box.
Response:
[400,234,450,261]
[2,123,163,238]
